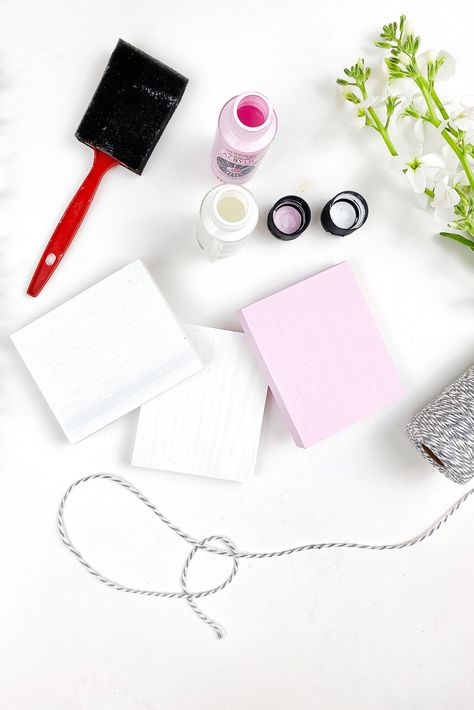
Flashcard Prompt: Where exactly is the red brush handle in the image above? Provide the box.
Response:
[27,148,119,297]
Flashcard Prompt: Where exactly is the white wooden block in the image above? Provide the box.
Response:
[11,261,203,443]
[132,325,268,482]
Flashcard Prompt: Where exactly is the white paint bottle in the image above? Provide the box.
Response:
[196,184,259,260]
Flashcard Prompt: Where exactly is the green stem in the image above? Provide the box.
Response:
[413,67,474,192]
[420,76,449,120]
[359,81,399,156]
[367,106,398,155]
[365,99,434,201]
[416,76,439,123]
[367,106,434,201]
[441,129,474,191]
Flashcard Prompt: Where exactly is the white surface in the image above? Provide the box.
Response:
[133,324,268,481]
[1,0,474,708]
[11,261,202,442]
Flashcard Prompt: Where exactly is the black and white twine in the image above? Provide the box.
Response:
[58,472,474,639]
[407,366,474,484]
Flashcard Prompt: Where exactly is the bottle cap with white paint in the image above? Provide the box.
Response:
[320,191,369,236]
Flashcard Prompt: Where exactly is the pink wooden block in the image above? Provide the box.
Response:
[238,262,403,448]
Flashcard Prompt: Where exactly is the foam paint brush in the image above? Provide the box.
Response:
[27,39,188,297]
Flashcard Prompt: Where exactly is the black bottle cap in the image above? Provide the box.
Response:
[320,191,369,236]
[267,195,311,241]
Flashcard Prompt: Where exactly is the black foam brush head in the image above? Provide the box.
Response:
[76,39,188,175]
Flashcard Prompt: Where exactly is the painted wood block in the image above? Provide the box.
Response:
[132,325,268,482]
[11,261,203,443]
[238,262,403,448]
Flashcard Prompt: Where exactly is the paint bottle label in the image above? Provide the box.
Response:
[214,147,261,182]
[196,227,244,260]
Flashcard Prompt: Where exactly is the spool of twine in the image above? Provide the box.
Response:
[407,366,474,484]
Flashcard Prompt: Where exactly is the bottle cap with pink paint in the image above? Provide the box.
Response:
[267,195,311,241]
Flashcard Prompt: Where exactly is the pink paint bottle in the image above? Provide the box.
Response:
[211,92,277,184]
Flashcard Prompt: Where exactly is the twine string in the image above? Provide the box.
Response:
[58,473,474,639]
[180,535,239,639]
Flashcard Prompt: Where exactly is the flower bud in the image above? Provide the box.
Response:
[402,18,415,37]
[398,52,412,67]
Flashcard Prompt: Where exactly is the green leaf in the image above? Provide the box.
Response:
[439,232,474,251]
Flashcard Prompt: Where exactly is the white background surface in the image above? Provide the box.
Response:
[1,0,473,708]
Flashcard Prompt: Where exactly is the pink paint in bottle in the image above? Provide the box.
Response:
[211,92,277,184]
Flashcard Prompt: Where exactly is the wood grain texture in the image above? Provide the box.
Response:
[11,261,203,443]
[238,262,403,448]
[132,325,268,482]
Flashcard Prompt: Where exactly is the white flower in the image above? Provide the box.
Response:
[402,17,416,39]
[383,58,418,99]
[464,128,474,145]
[395,93,439,142]
[390,145,444,193]
[415,191,431,210]
[433,175,460,208]
[432,174,460,222]
[433,205,457,224]
[417,49,456,80]
[413,120,427,143]
[349,96,383,132]
[440,145,460,175]
[433,146,470,189]
[453,96,474,130]
[424,48,438,65]
[436,98,474,135]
